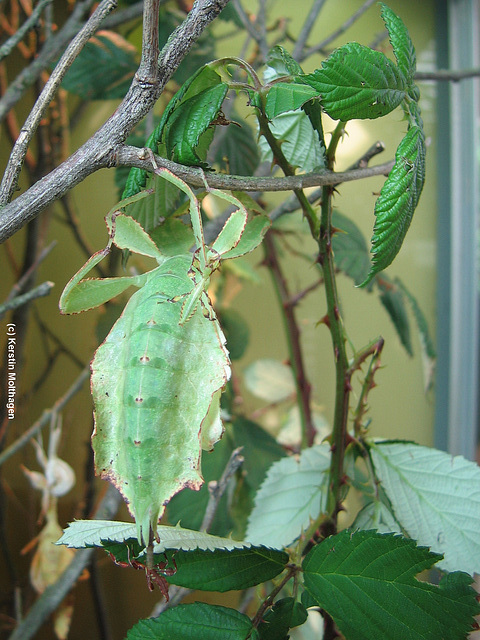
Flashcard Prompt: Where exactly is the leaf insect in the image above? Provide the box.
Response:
[60,164,270,589]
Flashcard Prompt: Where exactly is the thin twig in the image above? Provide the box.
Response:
[0,281,54,319]
[3,240,56,303]
[301,0,376,60]
[0,0,53,62]
[0,0,232,243]
[200,447,244,531]
[292,0,327,60]
[415,68,480,82]
[0,0,98,123]
[0,0,118,205]
[150,447,245,618]
[7,484,122,640]
[0,366,90,468]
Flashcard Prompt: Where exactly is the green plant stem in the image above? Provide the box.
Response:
[319,185,350,531]
[263,232,316,448]
[249,565,299,633]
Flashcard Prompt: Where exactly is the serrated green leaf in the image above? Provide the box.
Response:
[126,603,258,640]
[104,541,287,592]
[60,31,137,99]
[258,598,308,640]
[378,278,413,355]
[213,114,260,176]
[265,83,319,118]
[246,444,331,548]
[164,82,228,166]
[299,42,407,121]
[244,359,296,403]
[303,529,480,640]
[361,125,426,285]
[370,441,480,574]
[57,519,251,552]
[259,110,326,172]
[380,3,416,84]
[164,546,288,592]
[331,211,370,286]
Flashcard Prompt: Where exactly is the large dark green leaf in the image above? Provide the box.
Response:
[122,66,224,198]
[126,603,259,640]
[61,31,137,99]
[299,42,407,121]
[360,125,426,285]
[303,530,480,640]
[164,546,288,591]
[164,82,228,166]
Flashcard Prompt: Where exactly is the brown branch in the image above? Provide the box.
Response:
[0,0,232,243]
[0,0,118,204]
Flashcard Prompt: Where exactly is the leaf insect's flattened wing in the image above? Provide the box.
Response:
[91,255,231,545]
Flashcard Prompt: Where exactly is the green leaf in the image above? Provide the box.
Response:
[378,278,413,355]
[162,546,288,592]
[360,125,426,286]
[265,83,319,118]
[213,113,260,176]
[57,519,252,553]
[380,3,416,84]
[352,500,403,535]
[244,359,295,403]
[299,42,407,121]
[60,31,137,99]
[258,598,308,640]
[126,603,259,640]
[164,82,228,166]
[266,45,304,78]
[259,110,326,172]
[246,444,331,548]
[303,529,480,640]
[332,211,370,286]
[370,441,480,574]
